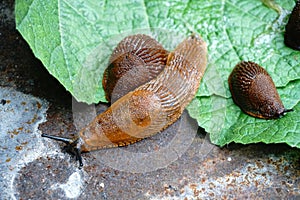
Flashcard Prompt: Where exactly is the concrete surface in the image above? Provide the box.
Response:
[0,1,300,199]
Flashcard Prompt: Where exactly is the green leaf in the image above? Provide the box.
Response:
[15,0,300,148]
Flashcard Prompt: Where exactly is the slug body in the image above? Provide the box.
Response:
[42,34,207,167]
[78,35,207,152]
[228,61,292,119]
[102,34,168,103]
[284,0,300,50]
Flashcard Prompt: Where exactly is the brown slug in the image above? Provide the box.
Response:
[228,61,293,119]
[284,0,300,50]
[102,34,169,103]
[42,34,207,167]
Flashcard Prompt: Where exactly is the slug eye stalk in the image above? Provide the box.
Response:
[41,133,83,168]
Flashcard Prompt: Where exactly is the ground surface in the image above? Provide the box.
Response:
[0,1,300,199]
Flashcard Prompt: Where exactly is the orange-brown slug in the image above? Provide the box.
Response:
[228,61,293,119]
[42,34,207,167]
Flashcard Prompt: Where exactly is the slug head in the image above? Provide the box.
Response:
[41,134,83,168]
[257,100,293,119]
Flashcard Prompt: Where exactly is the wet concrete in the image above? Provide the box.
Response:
[1,1,300,199]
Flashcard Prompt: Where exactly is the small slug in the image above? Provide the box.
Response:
[42,34,207,167]
[228,61,293,119]
[102,34,168,103]
[284,0,300,50]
